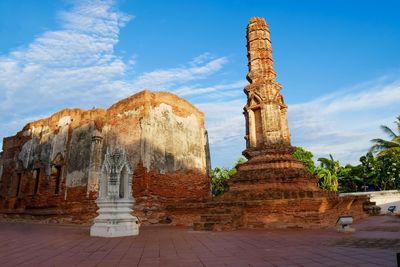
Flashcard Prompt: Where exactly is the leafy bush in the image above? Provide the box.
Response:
[211,156,247,196]
[315,155,340,191]
[294,146,400,192]
[359,152,400,191]
[293,147,316,174]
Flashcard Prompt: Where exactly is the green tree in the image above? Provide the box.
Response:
[293,147,316,174]
[376,153,400,190]
[315,155,340,192]
[359,152,378,190]
[316,168,338,192]
[293,147,343,191]
[359,152,400,191]
[338,164,364,193]
[293,147,340,191]
[290,116,400,193]
[370,115,400,156]
[211,156,247,196]
[211,166,235,196]
[367,115,400,190]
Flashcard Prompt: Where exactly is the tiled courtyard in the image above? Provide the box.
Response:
[0,215,399,267]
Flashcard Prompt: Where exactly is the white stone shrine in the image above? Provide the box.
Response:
[90,147,139,237]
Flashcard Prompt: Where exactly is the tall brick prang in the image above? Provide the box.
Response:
[244,17,290,152]
[232,17,311,189]
[192,17,373,231]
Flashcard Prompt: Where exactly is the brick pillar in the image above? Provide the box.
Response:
[87,130,103,197]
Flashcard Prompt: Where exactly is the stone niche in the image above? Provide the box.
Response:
[0,90,211,225]
[90,147,139,237]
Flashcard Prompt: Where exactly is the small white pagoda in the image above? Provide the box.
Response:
[90,147,139,237]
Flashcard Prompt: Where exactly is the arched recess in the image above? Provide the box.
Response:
[248,92,262,108]
[119,166,127,198]
[100,148,133,200]
[51,153,64,195]
[32,160,43,195]
[14,160,24,197]
[247,93,264,147]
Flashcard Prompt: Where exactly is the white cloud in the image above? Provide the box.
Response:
[198,99,245,144]
[174,80,246,97]
[197,98,246,168]
[0,0,132,117]
[132,56,228,90]
[0,0,230,148]
[289,78,400,165]
[189,52,213,66]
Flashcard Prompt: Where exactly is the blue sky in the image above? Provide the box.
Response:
[0,0,399,168]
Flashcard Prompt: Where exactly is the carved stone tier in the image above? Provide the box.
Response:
[90,199,139,237]
[230,146,318,192]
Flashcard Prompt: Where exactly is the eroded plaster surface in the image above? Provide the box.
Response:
[0,90,210,224]
[141,103,206,174]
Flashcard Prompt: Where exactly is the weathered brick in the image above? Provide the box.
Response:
[0,91,211,225]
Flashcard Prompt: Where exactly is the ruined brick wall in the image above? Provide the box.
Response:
[0,90,211,224]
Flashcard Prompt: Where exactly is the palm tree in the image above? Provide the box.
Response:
[316,154,340,192]
[370,115,400,156]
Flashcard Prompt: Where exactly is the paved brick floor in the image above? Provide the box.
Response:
[0,216,399,267]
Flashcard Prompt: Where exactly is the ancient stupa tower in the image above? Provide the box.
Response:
[229,17,316,191]
[192,17,372,231]
[244,17,290,150]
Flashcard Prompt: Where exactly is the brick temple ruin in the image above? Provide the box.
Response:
[0,91,211,224]
[0,17,373,229]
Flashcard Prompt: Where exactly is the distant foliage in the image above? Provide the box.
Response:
[370,116,400,156]
[293,147,316,174]
[211,156,247,196]
[337,164,364,193]
[359,152,400,191]
[294,147,340,191]
[338,152,400,192]
[294,145,400,192]
[213,115,400,194]
[316,155,340,192]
